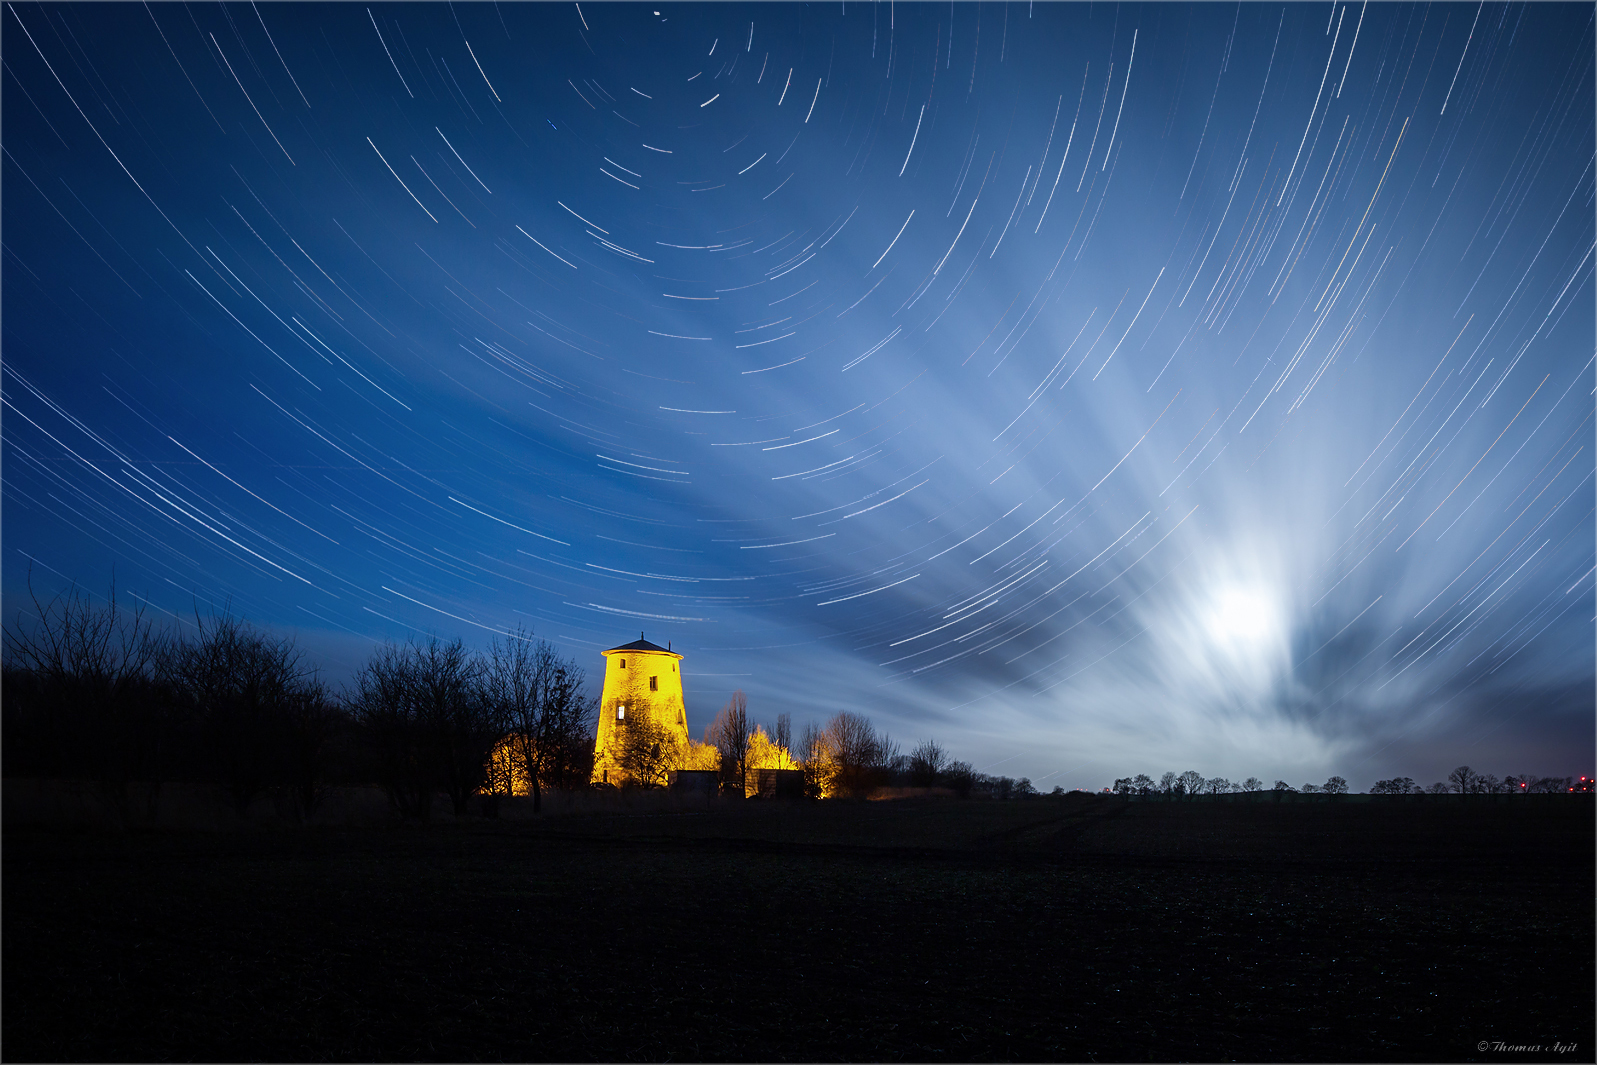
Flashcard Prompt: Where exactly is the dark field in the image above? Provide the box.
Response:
[5,795,1592,1062]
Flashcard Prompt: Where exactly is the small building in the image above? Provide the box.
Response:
[669,770,719,795]
[751,768,804,800]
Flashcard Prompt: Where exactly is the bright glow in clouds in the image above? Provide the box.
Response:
[1208,587,1279,655]
[1,4,1591,790]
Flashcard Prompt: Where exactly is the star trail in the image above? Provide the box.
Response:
[3,2,1592,787]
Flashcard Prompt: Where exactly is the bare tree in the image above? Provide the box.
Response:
[1132,773,1155,795]
[1159,772,1179,796]
[1323,776,1348,795]
[908,738,947,787]
[348,643,432,820]
[3,574,168,818]
[1176,770,1206,799]
[164,612,321,817]
[275,677,341,822]
[1272,780,1296,792]
[480,630,596,813]
[535,646,597,792]
[410,638,489,818]
[797,721,826,798]
[480,631,538,813]
[943,759,976,799]
[815,711,888,798]
[347,639,485,819]
[773,712,792,755]
[1447,765,1478,794]
[613,714,679,789]
[706,690,753,795]
[1241,777,1264,793]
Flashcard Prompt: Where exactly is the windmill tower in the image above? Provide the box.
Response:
[591,634,688,786]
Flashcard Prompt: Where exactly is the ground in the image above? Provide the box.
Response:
[4,794,1591,1062]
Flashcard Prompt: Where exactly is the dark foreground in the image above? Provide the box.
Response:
[5,795,1592,1062]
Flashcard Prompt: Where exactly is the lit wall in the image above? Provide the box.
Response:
[592,643,688,786]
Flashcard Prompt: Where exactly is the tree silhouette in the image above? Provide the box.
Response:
[908,738,947,786]
[163,612,329,817]
[612,714,680,788]
[808,711,893,797]
[2,574,169,820]
[943,760,976,798]
[706,690,752,795]
[347,638,488,819]
[412,638,491,817]
[349,643,431,819]
[481,631,595,812]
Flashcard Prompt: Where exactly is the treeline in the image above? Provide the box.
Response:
[610,692,1042,802]
[1110,768,1590,797]
[3,581,1054,819]
[1368,768,1588,795]
[2,581,594,822]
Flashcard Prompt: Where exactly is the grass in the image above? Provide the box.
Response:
[4,794,1591,1062]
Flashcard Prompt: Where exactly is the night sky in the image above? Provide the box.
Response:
[4,2,1592,789]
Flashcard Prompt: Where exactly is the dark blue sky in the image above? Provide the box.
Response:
[4,2,1592,788]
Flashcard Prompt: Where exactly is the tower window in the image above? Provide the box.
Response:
[649,676,658,691]
[618,706,625,720]
[619,658,626,668]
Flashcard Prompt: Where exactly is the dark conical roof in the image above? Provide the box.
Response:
[604,635,679,656]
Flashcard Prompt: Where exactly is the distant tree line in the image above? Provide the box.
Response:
[2,578,1067,819]
[32,580,1569,820]
[1369,767,1588,795]
[2,579,594,822]
[607,695,1047,802]
[1110,767,1589,797]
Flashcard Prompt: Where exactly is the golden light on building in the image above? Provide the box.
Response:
[579,634,801,791]
[591,634,715,786]
[741,725,800,796]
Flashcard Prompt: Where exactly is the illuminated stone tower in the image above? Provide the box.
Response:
[591,634,688,786]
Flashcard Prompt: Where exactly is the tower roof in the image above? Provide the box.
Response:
[603,635,681,658]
